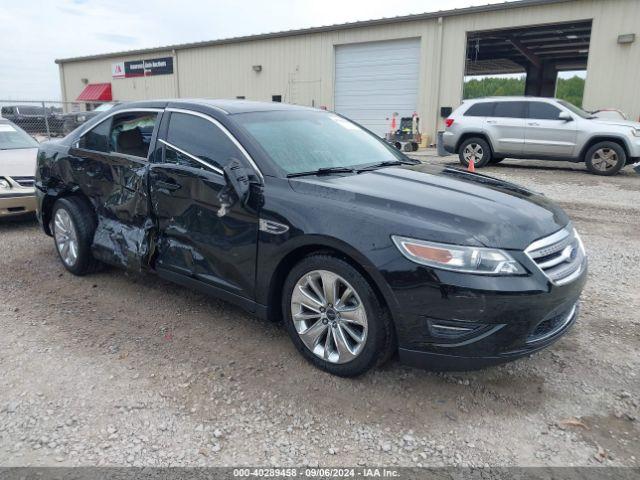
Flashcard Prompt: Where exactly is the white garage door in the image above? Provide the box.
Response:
[334,38,421,137]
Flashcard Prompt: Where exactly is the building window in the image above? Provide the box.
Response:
[272,95,282,102]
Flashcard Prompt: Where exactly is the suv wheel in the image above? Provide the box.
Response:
[52,197,101,276]
[282,254,395,377]
[459,138,492,168]
[585,142,626,176]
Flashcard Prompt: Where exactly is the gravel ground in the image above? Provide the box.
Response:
[0,156,638,467]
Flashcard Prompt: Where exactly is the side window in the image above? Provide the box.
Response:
[464,102,495,117]
[164,112,242,170]
[79,118,111,152]
[110,112,158,158]
[528,102,562,120]
[493,102,526,119]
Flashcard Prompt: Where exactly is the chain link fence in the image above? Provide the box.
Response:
[0,100,114,141]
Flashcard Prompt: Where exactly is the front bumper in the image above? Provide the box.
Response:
[398,304,579,370]
[382,253,587,371]
[0,192,37,217]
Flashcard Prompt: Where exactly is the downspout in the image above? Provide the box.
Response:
[173,49,181,98]
[58,63,68,112]
[433,16,444,144]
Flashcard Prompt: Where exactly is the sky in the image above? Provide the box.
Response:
[1,0,535,101]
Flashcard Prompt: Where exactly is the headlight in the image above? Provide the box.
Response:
[0,177,11,189]
[392,235,527,275]
[631,128,640,137]
[76,115,86,122]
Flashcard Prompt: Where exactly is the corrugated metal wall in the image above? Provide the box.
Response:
[61,51,178,103]
[59,0,640,140]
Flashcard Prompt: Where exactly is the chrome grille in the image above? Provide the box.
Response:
[525,227,586,286]
[11,176,35,188]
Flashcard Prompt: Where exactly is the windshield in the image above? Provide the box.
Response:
[94,103,115,112]
[233,110,405,174]
[557,100,594,119]
[0,123,38,150]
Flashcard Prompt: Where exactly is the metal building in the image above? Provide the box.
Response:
[56,0,640,143]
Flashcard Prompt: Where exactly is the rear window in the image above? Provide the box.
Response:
[494,102,526,119]
[464,102,495,117]
[0,123,38,150]
[17,106,42,116]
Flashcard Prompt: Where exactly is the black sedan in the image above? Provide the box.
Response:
[34,100,587,376]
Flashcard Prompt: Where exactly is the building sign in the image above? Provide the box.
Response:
[111,61,125,78]
[111,57,173,78]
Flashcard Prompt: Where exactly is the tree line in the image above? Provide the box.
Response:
[463,75,585,107]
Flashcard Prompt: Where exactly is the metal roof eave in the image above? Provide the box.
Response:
[55,0,576,65]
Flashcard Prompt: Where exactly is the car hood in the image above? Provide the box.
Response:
[589,118,640,129]
[0,147,38,177]
[288,164,569,250]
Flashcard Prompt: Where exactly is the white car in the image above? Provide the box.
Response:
[0,119,38,217]
[442,97,640,176]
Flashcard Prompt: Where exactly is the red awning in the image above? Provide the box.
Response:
[76,83,112,102]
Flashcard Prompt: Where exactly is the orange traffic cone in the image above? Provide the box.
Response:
[467,157,476,173]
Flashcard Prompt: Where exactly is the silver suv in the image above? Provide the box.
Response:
[442,97,640,176]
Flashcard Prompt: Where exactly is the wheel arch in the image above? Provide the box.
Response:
[264,237,398,328]
[579,136,631,162]
[41,188,95,236]
[455,132,495,154]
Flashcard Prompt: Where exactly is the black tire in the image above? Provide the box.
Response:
[584,141,626,176]
[282,254,396,377]
[52,197,100,276]
[458,137,492,168]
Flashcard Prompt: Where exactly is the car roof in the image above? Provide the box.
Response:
[466,96,559,102]
[112,98,317,115]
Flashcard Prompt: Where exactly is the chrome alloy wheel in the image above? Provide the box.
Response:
[463,143,483,164]
[290,270,368,364]
[591,148,619,172]
[54,208,79,267]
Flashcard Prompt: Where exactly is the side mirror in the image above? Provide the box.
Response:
[217,158,252,217]
[558,111,573,122]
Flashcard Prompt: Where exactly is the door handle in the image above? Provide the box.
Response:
[156,180,181,191]
[528,122,540,126]
[486,120,497,124]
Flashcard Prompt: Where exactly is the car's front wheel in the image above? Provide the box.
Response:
[585,141,626,176]
[282,254,395,377]
[458,138,492,168]
[52,197,100,275]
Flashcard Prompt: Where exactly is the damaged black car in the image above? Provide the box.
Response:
[35,100,587,377]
